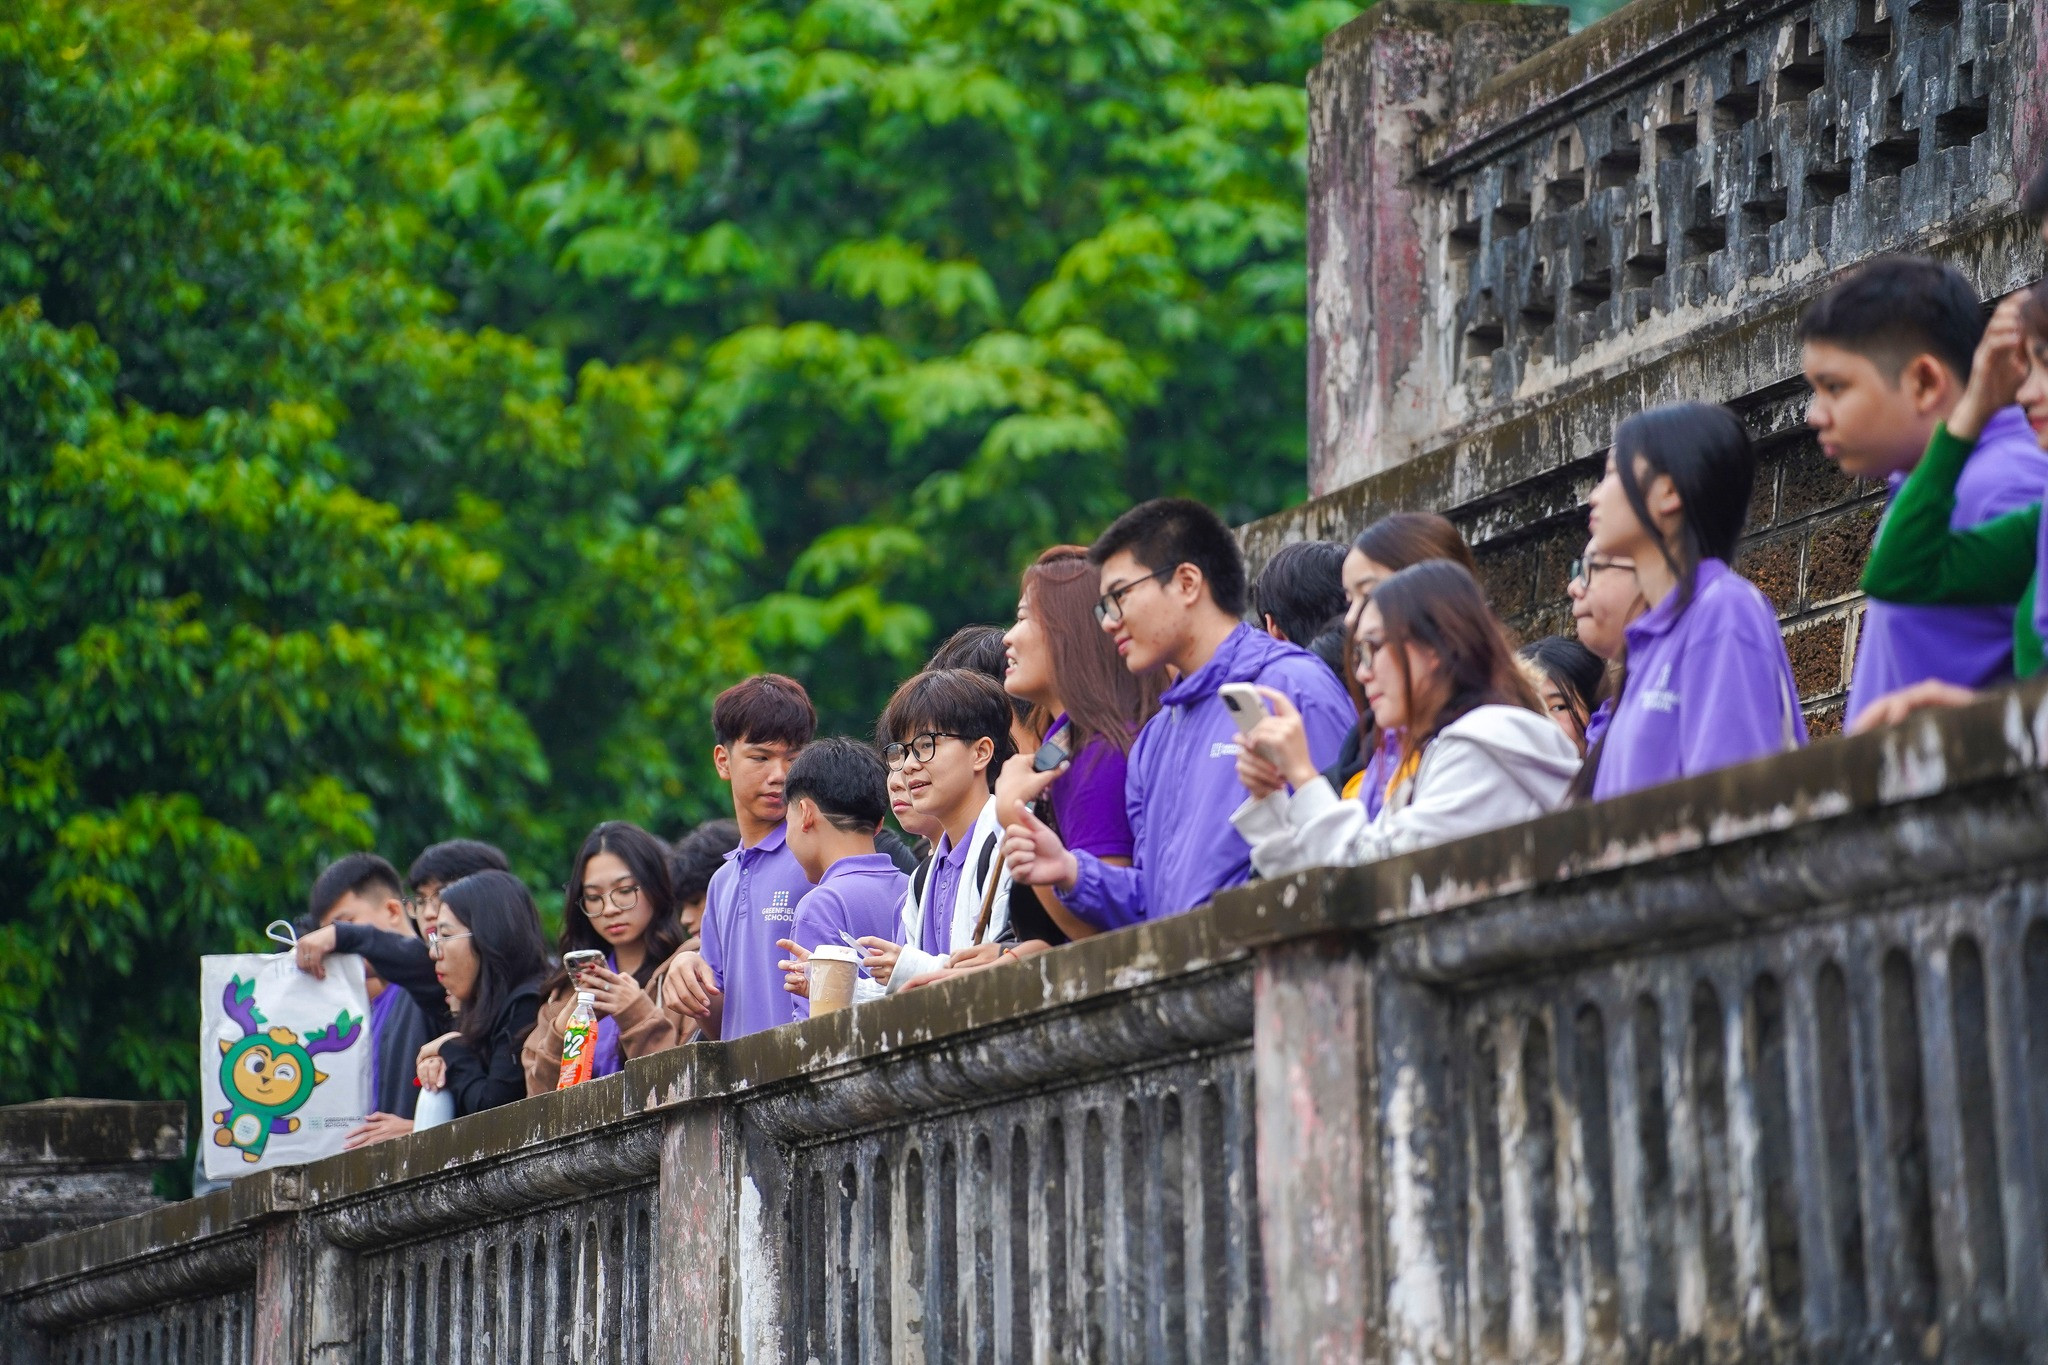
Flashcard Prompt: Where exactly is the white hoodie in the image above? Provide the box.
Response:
[887,794,1014,993]
[1230,704,1581,878]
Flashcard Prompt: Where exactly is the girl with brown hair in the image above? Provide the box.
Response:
[992,546,1162,944]
[1229,560,1579,874]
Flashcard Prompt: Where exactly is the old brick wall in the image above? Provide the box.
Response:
[1268,0,2048,731]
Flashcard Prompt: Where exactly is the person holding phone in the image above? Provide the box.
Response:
[1230,561,1579,874]
[992,546,1162,946]
[520,821,696,1095]
[1001,499,1353,925]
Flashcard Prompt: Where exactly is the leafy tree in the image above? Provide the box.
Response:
[0,4,753,1102]
[1,0,1366,1104]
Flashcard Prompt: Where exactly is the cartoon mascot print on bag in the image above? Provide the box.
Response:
[211,976,362,1163]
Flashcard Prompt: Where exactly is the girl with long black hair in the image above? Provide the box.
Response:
[521,821,695,1094]
[1578,402,1804,799]
[411,870,550,1116]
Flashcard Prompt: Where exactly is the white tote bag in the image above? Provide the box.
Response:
[199,925,373,1180]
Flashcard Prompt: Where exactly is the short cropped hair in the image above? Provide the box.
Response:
[309,852,403,923]
[712,673,817,750]
[667,820,740,906]
[877,668,1018,790]
[927,624,1032,723]
[406,838,508,891]
[786,738,890,833]
[1089,497,1248,616]
[1250,540,1348,645]
[1796,255,1984,381]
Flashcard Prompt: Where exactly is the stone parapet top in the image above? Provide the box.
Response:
[1418,0,1755,172]
[0,1100,185,1170]
[8,678,2048,1297]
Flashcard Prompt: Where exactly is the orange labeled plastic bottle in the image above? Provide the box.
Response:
[555,991,598,1090]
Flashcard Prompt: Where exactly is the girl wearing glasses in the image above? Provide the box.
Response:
[410,870,550,1117]
[1230,561,1580,873]
[1324,514,1479,818]
[1562,537,1647,763]
[521,822,695,1094]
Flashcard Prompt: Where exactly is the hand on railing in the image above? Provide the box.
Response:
[1845,678,1978,735]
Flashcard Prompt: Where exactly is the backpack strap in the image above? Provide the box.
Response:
[912,856,933,909]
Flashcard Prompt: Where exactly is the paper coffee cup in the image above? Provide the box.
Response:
[807,945,861,1014]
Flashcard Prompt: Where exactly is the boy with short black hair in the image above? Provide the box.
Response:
[860,669,1018,989]
[1251,539,1349,648]
[773,738,908,1014]
[667,674,818,1038]
[1800,255,2048,724]
[406,839,508,920]
[1003,497,1353,925]
[303,853,431,1134]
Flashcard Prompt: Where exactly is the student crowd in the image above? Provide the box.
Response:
[276,164,2048,1141]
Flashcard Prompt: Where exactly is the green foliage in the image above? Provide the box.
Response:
[0,0,1362,1103]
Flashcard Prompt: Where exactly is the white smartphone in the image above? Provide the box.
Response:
[1218,683,1268,738]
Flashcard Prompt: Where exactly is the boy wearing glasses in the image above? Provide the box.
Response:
[854,669,1018,990]
[667,675,818,1038]
[297,852,438,1139]
[1003,498,1353,925]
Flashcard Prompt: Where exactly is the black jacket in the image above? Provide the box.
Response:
[440,981,542,1117]
[332,923,453,1036]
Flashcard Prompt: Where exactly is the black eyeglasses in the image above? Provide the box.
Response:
[578,884,642,917]
[884,732,960,770]
[1568,556,1634,587]
[1093,567,1175,625]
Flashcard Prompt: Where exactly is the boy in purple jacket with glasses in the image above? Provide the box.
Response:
[1002,498,1353,925]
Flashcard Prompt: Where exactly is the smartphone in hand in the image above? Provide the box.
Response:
[563,949,605,983]
[1032,737,1070,773]
[1219,683,1281,766]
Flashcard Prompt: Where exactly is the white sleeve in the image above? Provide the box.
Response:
[1307,738,1521,865]
[1230,778,1372,878]
[886,944,950,994]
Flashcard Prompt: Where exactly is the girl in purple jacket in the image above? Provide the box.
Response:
[1580,403,1805,800]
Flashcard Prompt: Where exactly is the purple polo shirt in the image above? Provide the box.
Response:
[699,822,815,1039]
[1591,558,1806,801]
[1045,718,1136,859]
[1847,406,2048,722]
[1066,623,1354,928]
[920,828,976,956]
[789,852,907,1020]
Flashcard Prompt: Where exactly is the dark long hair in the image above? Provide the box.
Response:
[1608,402,1754,611]
[1343,513,1479,723]
[1570,402,1757,799]
[1019,546,1161,756]
[437,870,548,1050]
[1366,561,1539,772]
[1518,635,1604,747]
[547,821,683,997]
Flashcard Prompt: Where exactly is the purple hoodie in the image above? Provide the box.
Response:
[1066,623,1354,928]
[698,822,814,1039]
[1591,558,1806,801]
[1848,406,2048,722]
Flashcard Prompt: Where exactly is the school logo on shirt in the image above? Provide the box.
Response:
[1640,663,1680,714]
[1209,740,1242,759]
[763,890,794,923]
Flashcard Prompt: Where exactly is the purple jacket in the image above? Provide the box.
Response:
[699,822,814,1039]
[1592,558,1806,801]
[1066,623,1354,927]
[789,852,907,1021]
[1848,406,2048,722]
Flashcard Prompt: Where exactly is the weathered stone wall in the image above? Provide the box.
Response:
[0,1100,183,1253]
[7,683,2048,1363]
[1267,0,2048,733]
